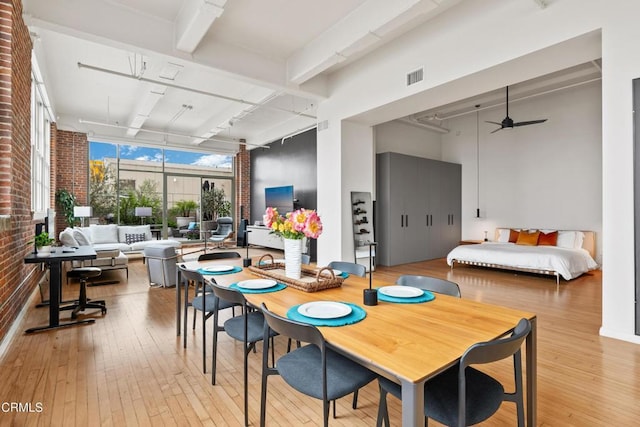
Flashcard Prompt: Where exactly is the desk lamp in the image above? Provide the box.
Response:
[243,229,252,267]
[363,242,378,306]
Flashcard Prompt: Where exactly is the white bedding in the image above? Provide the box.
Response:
[446,242,598,280]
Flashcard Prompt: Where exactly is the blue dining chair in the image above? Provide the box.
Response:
[376,318,531,427]
[259,303,377,427]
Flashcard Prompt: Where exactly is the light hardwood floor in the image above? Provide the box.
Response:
[1,249,639,426]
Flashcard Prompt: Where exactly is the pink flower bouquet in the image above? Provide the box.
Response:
[263,207,323,240]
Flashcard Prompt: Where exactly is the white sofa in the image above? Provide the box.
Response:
[60,224,181,253]
[59,225,182,281]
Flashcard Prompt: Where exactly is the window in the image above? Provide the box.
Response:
[30,55,52,219]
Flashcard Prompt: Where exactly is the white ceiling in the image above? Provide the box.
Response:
[24,0,463,153]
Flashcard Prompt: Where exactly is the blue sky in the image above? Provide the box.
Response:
[89,141,232,169]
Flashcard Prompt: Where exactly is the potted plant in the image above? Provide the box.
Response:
[173,199,198,229]
[31,231,56,255]
[201,187,232,232]
[55,189,77,227]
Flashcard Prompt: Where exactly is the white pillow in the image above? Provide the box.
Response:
[90,224,119,244]
[556,231,577,248]
[574,231,585,249]
[496,228,511,243]
[59,227,79,247]
[73,228,92,246]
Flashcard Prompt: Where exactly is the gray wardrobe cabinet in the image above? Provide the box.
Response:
[376,152,461,266]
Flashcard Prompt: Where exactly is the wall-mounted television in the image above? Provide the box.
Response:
[265,185,294,214]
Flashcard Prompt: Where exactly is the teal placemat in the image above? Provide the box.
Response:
[229,282,286,294]
[197,266,243,275]
[376,289,435,304]
[286,302,366,327]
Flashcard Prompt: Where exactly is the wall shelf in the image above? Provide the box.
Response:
[350,191,375,271]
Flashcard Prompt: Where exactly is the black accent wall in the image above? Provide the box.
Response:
[250,128,317,257]
[250,128,317,221]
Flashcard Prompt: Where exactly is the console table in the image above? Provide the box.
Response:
[24,246,97,333]
[246,225,284,250]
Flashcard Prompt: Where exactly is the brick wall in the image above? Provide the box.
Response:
[54,129,88,233]
[0,0,36,342]
[235,143,250,228]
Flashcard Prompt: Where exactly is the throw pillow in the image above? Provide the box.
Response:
[538,230,558,246]
[73,228,92,246]
[508,228,520,243]
[516,230,540,246]
[125,233,147,245]
[59,227,79,247]
[188,221,197,230]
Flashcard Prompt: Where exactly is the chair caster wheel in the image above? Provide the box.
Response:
[102,308,107,315]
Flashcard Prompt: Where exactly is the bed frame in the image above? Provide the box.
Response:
[450,230,596,285]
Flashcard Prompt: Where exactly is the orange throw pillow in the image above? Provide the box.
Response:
[538,230,558,246]
[516,230,540,246]
[508,229,520,243]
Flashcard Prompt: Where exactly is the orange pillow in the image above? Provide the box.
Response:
[538,230,558,246]
[508,229,520,243]
[516,230,540,246]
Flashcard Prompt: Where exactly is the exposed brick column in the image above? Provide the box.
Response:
[0,0,35,341]
[235,142,250,228]
[54,129,88,232]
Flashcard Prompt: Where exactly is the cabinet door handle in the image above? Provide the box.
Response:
[405,215,408,227]
[401,215,404,228]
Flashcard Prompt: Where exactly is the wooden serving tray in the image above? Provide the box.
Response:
[248,254,344,292]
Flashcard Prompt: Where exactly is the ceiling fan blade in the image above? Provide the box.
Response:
[490,127,503,134]
[513,119,547,127]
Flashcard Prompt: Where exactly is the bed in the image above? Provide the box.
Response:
[447,229,598,284]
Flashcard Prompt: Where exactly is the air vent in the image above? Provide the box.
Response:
[317,120,329,131]
[406,68,424,86]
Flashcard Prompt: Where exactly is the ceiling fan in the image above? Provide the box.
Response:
[486,86,547,133]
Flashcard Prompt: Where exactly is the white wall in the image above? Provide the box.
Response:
[314,0,640,343]
[375,121,442,158]
[442,81,603,262]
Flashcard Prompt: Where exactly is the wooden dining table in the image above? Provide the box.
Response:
[176,258,537,427]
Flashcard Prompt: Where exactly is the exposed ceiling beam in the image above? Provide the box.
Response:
[175,0,227,53]
[76,61,317,119]
[287,0,452,85]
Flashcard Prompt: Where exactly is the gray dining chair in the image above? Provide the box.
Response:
[178,264,238,373]
[209,283,277,426]
[396,275,461,298]
[376,318,531,427]
[327,260,367,409]
[259,303,377,427]
[327,261,366,277]
[198,251,241,261]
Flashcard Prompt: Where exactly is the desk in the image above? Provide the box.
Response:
[176,260,537,427]
[24,246,97,333]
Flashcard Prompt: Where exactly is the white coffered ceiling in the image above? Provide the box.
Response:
[24,0,463,153]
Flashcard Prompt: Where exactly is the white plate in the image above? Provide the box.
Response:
[203,265,235,273]
[321,269,342,277]
[297,301,352,319]
[378,286,423,298]
[237,279,277,290]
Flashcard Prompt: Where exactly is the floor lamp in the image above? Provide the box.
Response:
[135,207,152,225]
[73,206,92,227]
[243,229,252,267]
